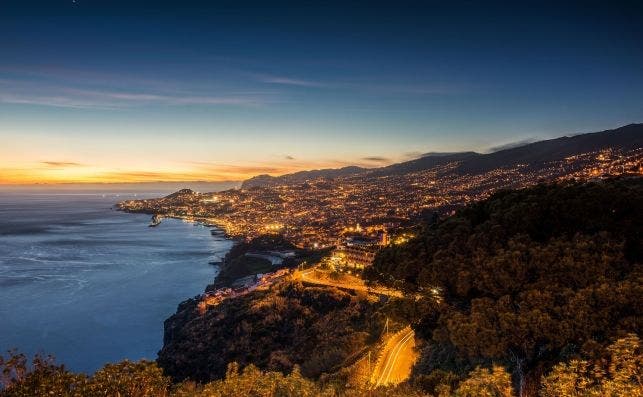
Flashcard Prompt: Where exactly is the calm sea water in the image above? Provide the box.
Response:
[0,192,232,373]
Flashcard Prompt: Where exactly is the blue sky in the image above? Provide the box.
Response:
[1,1,642,183]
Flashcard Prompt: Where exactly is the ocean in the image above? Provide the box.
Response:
[0,191,232,373]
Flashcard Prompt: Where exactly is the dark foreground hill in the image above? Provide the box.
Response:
[366,177,642,396]
[157,281,384,382]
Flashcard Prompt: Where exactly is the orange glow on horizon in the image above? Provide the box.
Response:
[0,165,284,184]
[0,159,379,185]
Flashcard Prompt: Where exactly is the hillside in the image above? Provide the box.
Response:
[366,177,642,396]
[242,166,367,189]
[457,123,643,174]
[3,178,642,397]
[241,124,643,188]
[157,281,384,382]
[369,151,480,177]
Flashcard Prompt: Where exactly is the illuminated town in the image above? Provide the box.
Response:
[115,143,642,392]
[3,2,643,395]
[118,147,642,250]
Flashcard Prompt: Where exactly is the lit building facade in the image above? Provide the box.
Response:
[336,231,388,269]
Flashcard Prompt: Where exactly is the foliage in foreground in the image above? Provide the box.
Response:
[1,335,641,396]
[540,334,642,397]
[0,357,169,397]
[367,178,642,395]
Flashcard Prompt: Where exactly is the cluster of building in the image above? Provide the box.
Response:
[119,147,642,253]
[197,268,290,314]
[332,230,390,269]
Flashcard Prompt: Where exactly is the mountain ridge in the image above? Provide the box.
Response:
[242,165,368,189]
[241,123,642,188]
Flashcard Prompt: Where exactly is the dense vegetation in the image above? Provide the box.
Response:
[366,177,642,396]
[159,281,384,382]
[2,334,640,396]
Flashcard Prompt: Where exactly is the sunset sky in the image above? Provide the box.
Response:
[1,1,643,184]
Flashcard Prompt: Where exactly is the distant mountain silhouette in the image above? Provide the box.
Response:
[241,124,642,188]
[369,151,480,176]
[164,188,197,198]
[242,166,367,188]
[457,123,642,174]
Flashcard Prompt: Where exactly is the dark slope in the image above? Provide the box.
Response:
[457,123,643,174]
[158,281,383,382]
[164,188,197,199]
[240,123,642,188]
[366,177,642,395]
[369,152,480,176]
[242,166,367,189]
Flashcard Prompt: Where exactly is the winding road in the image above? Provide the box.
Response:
[297,268,403,298]
[371,326,416,386]
[295,267,415,386]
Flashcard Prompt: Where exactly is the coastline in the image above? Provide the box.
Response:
[0,193,229,373]
[114,204,238,240]
[115,205,284,289]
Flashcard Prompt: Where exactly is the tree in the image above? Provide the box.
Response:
[186,363,334,397]
[0,354,171,397]
[0,351,86,397]
[82,360,171,397]
[540,334,642,397]
[455,365,514,397]
[367,179,643,396]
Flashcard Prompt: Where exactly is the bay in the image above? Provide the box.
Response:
[0,192,231,373]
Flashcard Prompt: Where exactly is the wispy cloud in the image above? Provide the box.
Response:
[0,74,271,110]
[184,159,371,179]
[258,75,328,88]
[344,82,469,96]
[0,63,468,113]
[66,88,268,106]
[257,74,470,98]
[190,162,292,176]
[361,156,390,163]
[0,93,117,110]
[2,156,394,184]
[402,151,425,160]
[487,138,538,153]
[0,90,266,110]
[41,161,84,167]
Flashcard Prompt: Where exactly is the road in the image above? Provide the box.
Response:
[297,269,403,298]
[296,267,416,387]
[371,326,416,387]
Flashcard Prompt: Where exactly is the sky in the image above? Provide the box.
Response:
[1,1,642,184]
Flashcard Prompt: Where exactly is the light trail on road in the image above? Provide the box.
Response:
[297,269,403,297]
[373,326,415,386]
[294,267,417,388]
